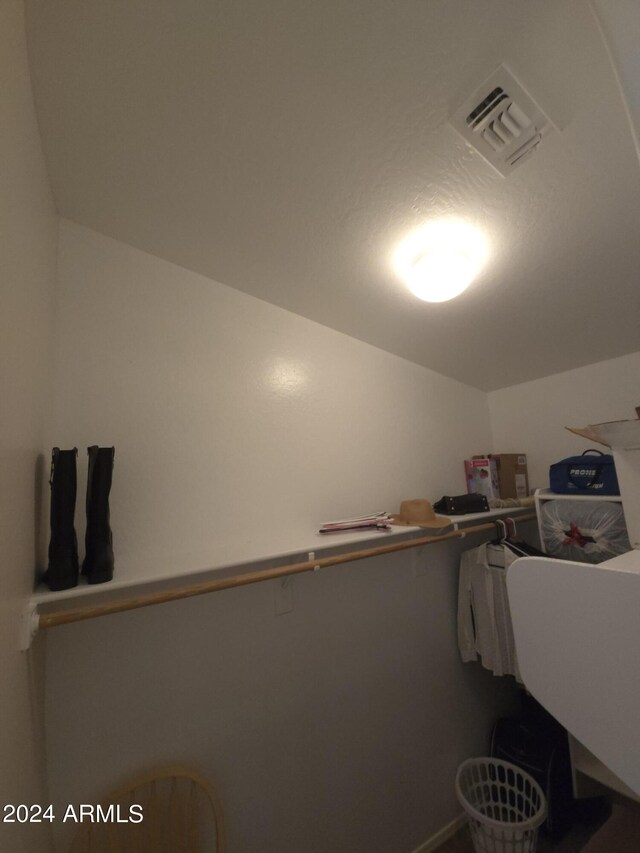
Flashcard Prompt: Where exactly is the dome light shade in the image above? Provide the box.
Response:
[394,220,488,303]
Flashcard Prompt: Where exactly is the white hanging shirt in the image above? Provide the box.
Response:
[457,543,522,681]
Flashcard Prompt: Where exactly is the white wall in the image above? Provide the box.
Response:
[47,538,516,853]
[50,220,495,584]
[44,221,518,852]
[488,351,640,491]
[0,2,57,851]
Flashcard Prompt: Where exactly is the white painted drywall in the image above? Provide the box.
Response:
[44,221,519,851]
[0,2,57,850]
[49,220,494,584]
[46,540,517,853]
[25,0,640,390]
[488,351,640,491]
[591,0,640,166]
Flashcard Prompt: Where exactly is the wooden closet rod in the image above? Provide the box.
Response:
[38,512,537,630]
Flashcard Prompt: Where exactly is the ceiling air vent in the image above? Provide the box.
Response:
[450,65,555,177]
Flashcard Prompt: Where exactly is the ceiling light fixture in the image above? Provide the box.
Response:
[394,220,489,303]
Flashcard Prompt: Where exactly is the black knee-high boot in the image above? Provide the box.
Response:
[44,447,79,590]
[82,446,115,584]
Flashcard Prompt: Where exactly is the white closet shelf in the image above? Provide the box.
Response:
[535,488,623,502]
[30,525,429,605]
[31,505,535,605]
[23,505,537,647]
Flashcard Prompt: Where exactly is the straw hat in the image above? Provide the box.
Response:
[391,499,452,529]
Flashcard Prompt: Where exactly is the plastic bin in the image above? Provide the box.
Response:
[538,498,630,564]
[455,757,547,853]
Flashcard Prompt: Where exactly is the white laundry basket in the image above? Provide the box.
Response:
[455,757,547,853]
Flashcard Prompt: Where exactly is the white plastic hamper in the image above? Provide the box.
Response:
[455,757,547,853]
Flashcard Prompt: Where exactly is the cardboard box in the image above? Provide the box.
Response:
[465,457,499,500]
[492,453,529,499]
[465,454,529,500]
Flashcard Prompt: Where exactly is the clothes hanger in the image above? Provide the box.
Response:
[501,515,548,558]
[501,516,528,556]
[487,520,508,567]
[492,518,507,545]
[502,516,525,555]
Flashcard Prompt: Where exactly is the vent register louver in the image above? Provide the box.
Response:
[450,65,555,176]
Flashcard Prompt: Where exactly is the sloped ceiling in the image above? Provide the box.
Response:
[25,0,640,390]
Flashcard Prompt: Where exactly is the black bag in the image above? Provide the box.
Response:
[549,449,620,495]
[433,493,489,515]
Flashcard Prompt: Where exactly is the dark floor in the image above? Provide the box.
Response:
[438,804,609,853]
[438,825,595,853]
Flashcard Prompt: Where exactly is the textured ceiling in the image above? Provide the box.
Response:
[25,0,640,390]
